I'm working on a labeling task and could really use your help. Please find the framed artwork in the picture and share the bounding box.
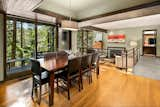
[107,34,125,43]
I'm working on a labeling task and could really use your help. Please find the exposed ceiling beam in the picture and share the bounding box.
[82,26,107,33]
[34,1,160,24]
[79,4,160,27]
[0,0,5,13]
[34,8,78,24]
[80,0,160,21]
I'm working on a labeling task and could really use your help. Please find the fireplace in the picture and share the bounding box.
[107,47,126,58]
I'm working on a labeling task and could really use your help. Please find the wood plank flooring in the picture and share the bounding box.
[0,63,160,107]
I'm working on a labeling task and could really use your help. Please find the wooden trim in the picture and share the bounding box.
[80,1,160,21]
[69,31,72,50]
[3,13,6,81]
[35,15,38,59]
[6,71,31,81]
[82,26,107,33]
[11,18,16,66]
[86,31,88,49]
[0,10,5,14]
[82,30,84,53]
[34,8,66,19]
[34,8,79,24]
[20,22,23,59]
[7,14,56,26]
[7,14,35,23]
[142,29,157,56]
[56,23,59,51]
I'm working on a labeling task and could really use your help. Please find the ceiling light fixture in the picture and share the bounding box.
[61,0,78,31]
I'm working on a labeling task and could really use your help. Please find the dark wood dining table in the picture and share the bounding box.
[37,51,69,106]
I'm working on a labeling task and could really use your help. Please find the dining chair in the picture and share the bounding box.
[57,57,82,100]
[81,54,92,89]
[44,51,68,93]
[91,53,100,78]
[30,58,50,105]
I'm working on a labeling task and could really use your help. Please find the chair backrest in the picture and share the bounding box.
[91,53,99,65]
[68,57,81,76]
[56,51,68,69]
[81,54,92,69]
[87,48,96,54]
[44,52,57,61]
[30,59,41,76]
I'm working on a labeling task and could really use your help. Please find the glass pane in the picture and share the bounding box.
[37,24,54,53]
[6,20,14,60]
[16,21,22,67]
[77,31,82,50]
[22,22,35,60]
[88,31,94,48]
[54,27,57,51]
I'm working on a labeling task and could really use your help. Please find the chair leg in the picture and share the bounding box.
[80,71,83,90]
[87,72,91,84]
[31,80,34,101]
[96,66,99,79]
[78,76,81,92]
[90,71,93,83]
[81,75,83,90]
[67,79,70,100]
[48,83,51,105]
[38,85,41,105]
[56,78,59,93]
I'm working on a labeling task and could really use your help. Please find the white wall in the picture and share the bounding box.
[0,14,4,81]
[104,25,160,56]
[71,31,77,52]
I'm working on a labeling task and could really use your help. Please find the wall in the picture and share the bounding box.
[58,29,78,52]
[104,25,160,56]
[71,31,77,52]
[0,14,4,81]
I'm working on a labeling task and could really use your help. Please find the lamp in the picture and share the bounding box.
[129,40,137,47]
[61,20,78,31]
[61,0,78,31]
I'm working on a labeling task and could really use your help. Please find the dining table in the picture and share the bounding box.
[37,51,80,106]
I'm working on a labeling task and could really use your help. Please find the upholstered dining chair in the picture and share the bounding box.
[91,53,100,78]
[30,58,50,105]
[81,54,92,89]
[57,57,82,100]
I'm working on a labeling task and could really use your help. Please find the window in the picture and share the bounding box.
[77,30,83,50]
[77,30,94,53]
[22,22,35,59]
[6,20,14,60]
[6,17,56,77]
[37,24,54,53]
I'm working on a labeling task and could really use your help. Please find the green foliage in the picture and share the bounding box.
[6,19,55,68]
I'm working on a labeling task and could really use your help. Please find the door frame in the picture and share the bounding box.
[142,29,157,56]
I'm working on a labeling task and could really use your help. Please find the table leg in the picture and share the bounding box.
[49,73,54,106]
[96,66,99,78]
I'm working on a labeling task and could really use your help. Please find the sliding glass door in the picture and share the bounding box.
[6,17,56,79]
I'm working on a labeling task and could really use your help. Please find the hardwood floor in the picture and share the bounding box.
[1,63,160,107]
